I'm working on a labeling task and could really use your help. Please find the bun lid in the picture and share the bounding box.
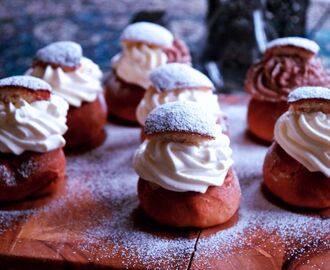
[33,41,82,70]
[265,37,319,59]
[120,22,174,48]
[149,63,214,92]
[0,75,51,103]
[144,101,217,144]
[288,86,330,113]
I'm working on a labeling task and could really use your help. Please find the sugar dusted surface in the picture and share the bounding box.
[266,37,320,54]
[288,86,330,102]
[0,165,16,186]
[121,22,174,48]
[0,76,51,91]
[144,101,216,137]
[0,95,329,268]
[150,63,214,92]
[193,101,330,267]
[34,41,82,68]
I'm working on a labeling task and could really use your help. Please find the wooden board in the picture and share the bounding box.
[0,94,329,270]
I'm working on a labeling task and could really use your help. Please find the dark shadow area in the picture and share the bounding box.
[130,206,200,239]
[245,130,272,147]
[65,130,107,156]
[261,184,325,216]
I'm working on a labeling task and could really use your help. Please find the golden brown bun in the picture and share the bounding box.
[247,98,288,143]
[65,95,107,150]
[143,101,217,145]
[0,76,51,104]
[0,87,50,104]
[140,114,228,143]
[105,71,145,124]
[290,99,330,114]
[138,168,241,228]
[263,142,330,208]
[265,45,316,59]
[33,61,79,73]
[146,131,214,146]
[0,148,66,202]
[140,128,146,142]
[32,41,82,72]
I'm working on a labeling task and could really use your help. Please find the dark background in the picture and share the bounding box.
[1,0,329,91]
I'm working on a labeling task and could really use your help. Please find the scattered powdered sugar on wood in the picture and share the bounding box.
[121,22,174,49]
[150,63,214,92]
[0,97,328,268]
[266,37,320,55]
[0,75,51,91]
[192,102,330,268]
[144,101,216,138]
[288,86,330,102]
[64,125,195,269]
[224,103,267,179]
[34,41,82,68]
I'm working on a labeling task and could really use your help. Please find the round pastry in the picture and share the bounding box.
[136,63,227,140]
[245,37,330,143]
[263,86,330,208]
[133,101,241,228]
[0,76,68,201]
[105,22,192,124]
[27,41,107,150]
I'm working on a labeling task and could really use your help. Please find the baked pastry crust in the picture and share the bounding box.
[0,76,51,104]
[0,148,66,202]
[105,38,192,124]
[105,71,145,124]
[245,38,329,143]
[263,142,330,208]
[65,95,107,149]
[138,168,241,228]
[247,98,288,143]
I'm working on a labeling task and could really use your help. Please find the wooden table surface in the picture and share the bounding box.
[0,94,329,270]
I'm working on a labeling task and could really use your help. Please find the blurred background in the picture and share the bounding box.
[1,0,330,92]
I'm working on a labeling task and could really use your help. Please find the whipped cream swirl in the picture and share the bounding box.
[27,57,103,107]
[133,130,233,193]
[113,43,168,89]
[275,110,330,177]
[136,88,222,126]
[245,56,329,102]
[0,96,68,155]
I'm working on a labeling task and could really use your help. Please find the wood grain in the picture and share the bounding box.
[0,94,328,270]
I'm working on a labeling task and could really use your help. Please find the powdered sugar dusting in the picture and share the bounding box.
[144,101,216,137]
[150,63,214,92]
[0,96,328,268]
[288,86,330,102]
[0,75,51,91]
[17,159,38,179]
[192,101,330,268]
[121,22,174,48]
[34,41,82,68]
[266,37,320,55]
[63,125,195,269]
[0,165,16,186]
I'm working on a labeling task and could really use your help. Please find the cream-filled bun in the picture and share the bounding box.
[27,41,103,108]
[0,76,68,201]
[274,86,330,177]
[136,63,222,127]
[0,76,68,155]
[263,86,330,208]
[133,101,240,227]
